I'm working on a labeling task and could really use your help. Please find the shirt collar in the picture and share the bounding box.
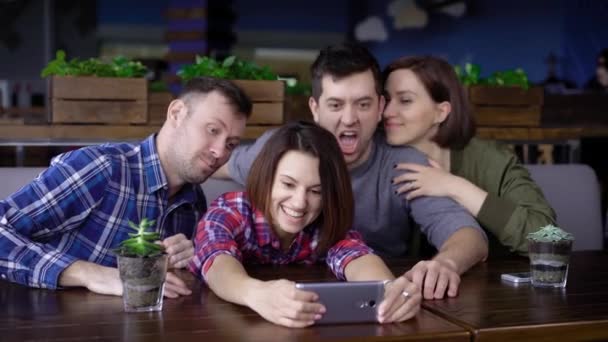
[140,134,204,207]
[141,134,168,194]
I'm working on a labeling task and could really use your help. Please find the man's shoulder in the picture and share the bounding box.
[50,142,140,175]
[372,134,428,164]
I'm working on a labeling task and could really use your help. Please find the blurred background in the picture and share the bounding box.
[0,0,606,94]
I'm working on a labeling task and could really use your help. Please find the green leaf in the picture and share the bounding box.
[119,218,163,257]
[222,55,236,68]
[40,50,147,78]
[177,55,278,82]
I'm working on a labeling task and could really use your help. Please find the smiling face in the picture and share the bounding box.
[269,150,323,244]
[169,91,247,185]
[309,70,384,169]
[383,68,450,147]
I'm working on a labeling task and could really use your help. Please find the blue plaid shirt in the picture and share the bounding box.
[0,135,206,289]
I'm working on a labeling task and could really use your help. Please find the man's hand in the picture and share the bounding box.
[377,276,421,323]
[161,233,194,269]
[404,259,460,300]
[245,279,326,328]
[163,272,192,298]
[60,261,122,296]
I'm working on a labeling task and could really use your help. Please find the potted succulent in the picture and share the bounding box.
[41,50,149,124]
[527,225,575,288]
[177,55,285,132]
[115,218,168,312]
[455,63,543,127]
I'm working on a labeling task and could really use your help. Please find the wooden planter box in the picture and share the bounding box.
[469,86,543,127]
[233,80,285,126]
[50,76,148,124]
[147,79,284,134]
[148,92,174,124]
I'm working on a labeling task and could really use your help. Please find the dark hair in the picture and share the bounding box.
[179,77,252,118]
[246,121,354,254]
[310,43,383,100]
[383,56,476,149]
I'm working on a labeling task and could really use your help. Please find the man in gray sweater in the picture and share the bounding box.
[214,44,488,300]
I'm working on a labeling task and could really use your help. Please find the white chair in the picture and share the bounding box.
[200,178,244,205]
[526,164,603,251]
[0,167,47,199]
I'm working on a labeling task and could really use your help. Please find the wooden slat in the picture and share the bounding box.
[148,92,174,105]
[165,7,206,19]
[165,31,207,41]
[233,80,285,102]
[469,86,543,106]
[52,100,147,124]
[164,52,199,63]
[148,105,166,124]
[473,105,541,127]
[249,102,284,124]
[0,124,279,141]
[51,76,147,100]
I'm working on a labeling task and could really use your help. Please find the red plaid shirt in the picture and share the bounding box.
[189,192,374,282]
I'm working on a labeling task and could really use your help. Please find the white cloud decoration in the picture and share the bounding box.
[354,16,389,42]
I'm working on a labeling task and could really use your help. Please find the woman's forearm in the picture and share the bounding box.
[205,254,263,306]
[447,176,488,217]
[344,254,395,281]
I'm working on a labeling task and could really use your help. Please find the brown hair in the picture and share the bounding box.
[383,56,475,149]
[246,121,354,254]
[310,43,383,101]
[179,76,253,118]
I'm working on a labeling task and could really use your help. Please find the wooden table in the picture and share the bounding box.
[2,253,607,341]
[422,251,608,341]
[1,263,468,342]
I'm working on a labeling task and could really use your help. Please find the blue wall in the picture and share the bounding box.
[95,0,606,86]
[368,0,564,83]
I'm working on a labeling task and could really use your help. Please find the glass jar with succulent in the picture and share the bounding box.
[527,225,575,288]
[115,218,168,312]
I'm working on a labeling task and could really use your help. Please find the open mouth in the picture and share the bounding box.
[281,205,304,219]
[338,131,358,155]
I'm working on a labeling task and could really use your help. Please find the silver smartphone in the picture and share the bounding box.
[501,272,531,283]
[295,280,385,324]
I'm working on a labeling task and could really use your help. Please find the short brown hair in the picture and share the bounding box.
[383,56,475,149]
[310,43,383,101]
[179,76,253,118]
[246,121,354,254]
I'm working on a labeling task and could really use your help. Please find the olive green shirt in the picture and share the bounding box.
[451,138,557,255]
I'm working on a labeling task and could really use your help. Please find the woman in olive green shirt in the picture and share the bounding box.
[382,56,556,255]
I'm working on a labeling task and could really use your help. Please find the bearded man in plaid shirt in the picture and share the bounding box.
[0,77,251,298]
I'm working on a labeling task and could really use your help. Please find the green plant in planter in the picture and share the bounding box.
[41,50,147,78]
[455,63,530,89]
[177,55,278,81]
[116,218,168,312]
[116,218,164,257]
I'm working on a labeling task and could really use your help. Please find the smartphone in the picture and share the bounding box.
[501,272,531,283]
[295,280,385,324]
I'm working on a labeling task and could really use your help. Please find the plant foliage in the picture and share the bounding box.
[177,55,278,82]
[455,63,530,89]
[41,50,147,78]
[116,218,164,257]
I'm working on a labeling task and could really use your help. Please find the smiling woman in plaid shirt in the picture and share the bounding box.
[189,121,421,328]
[0,77,252,298]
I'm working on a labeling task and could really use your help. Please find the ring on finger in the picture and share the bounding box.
[401,291,410,299]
